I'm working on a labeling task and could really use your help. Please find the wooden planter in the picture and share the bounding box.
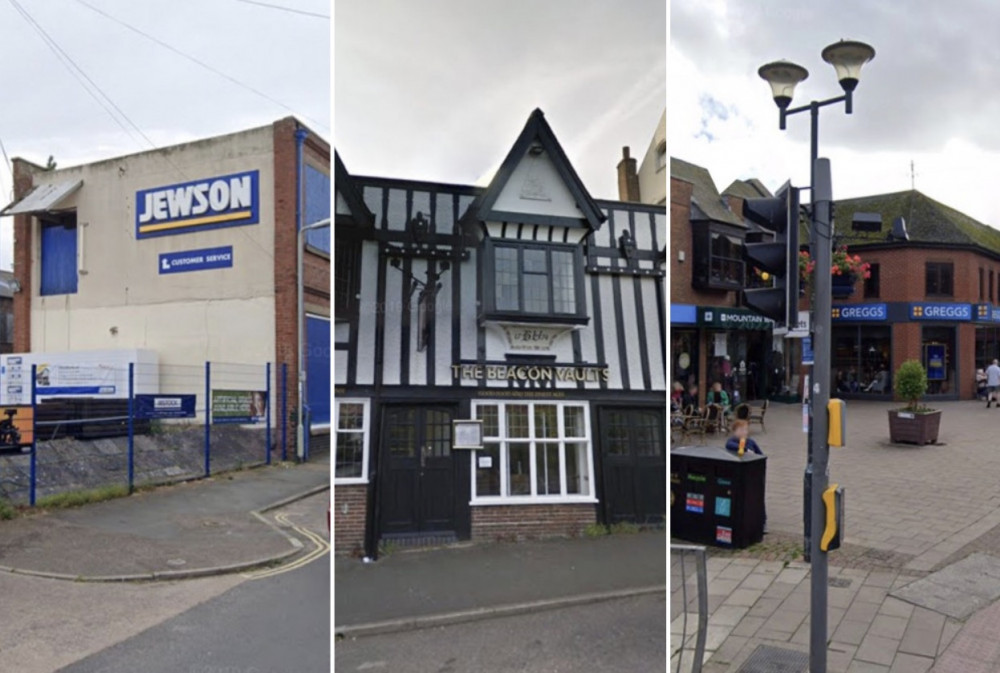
[888,409,941,445]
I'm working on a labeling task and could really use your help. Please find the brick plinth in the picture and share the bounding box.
[333,484,367,555]
[471,504,597,543]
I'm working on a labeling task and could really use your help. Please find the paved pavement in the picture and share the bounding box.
[671,399,1000,671]
[335,530,666,635]
[0,455,329,580]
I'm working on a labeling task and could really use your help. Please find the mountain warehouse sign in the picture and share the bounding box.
[451,363,610,383]
[136,170,260,239]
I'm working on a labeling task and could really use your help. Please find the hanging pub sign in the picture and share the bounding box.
[136,170,260,239]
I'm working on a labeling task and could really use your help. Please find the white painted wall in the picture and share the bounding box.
[26,125,278,368]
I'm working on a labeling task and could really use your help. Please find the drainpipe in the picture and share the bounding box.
[295,127,307,461]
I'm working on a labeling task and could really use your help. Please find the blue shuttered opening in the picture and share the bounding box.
[40,217,78,296]
[306,314,331,426]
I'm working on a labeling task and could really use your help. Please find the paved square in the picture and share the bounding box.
[672,399,1000,672]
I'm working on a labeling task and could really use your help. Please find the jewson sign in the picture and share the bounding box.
[136,170,259,239]
[831,304,887,321]
[909,303,972,321]
[159,246,233,275]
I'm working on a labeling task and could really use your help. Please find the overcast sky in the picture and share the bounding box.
[0,0,330,270]
[334,0,666,200]
[670,0,1000,228]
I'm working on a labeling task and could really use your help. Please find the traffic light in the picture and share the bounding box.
[742,182,800,326]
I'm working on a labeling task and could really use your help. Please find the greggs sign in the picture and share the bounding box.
[136,170,259,239]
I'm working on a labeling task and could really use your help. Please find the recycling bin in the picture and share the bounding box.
[670,444,766,549]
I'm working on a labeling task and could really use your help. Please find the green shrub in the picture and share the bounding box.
[894,359,928,411]
[0,499,16,520]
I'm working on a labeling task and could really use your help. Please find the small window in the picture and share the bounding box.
[691,224,745,291]
[991,269,995,303]
[485,241,582,320]
[334,235,360,319]
[40,213,78,296]
[334,399,369,483]
[925,262,954,297]
[980,268,985,301]
[864,263,881,299]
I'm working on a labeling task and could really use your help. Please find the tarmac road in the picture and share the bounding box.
[54,491,330,673]
[335,593,667,673]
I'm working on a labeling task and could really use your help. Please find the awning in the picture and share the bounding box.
[0,179,83,216]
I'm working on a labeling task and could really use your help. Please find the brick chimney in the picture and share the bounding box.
[617,146,640,202]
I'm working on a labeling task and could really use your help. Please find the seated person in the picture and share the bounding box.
[705,381,730,410]
[682,384,699,411]
[671,381,684,412]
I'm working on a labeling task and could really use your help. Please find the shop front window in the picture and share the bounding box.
[922,326,956,396]
[831,326,892,395]
[671,331,698,389]
[471,401,594,503]
[706,330,769,403]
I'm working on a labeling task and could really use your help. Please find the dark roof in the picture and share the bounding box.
[461,108,606,230]
[334,151,375,229]
[671,157,744,227]
[831,190,1000,254]
[722,178,772,200]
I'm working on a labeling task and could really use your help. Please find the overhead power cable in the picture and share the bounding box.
[6,0,154,151]
[74,0,329,132]
[234,0,330,19]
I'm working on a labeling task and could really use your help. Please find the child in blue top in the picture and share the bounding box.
[725,419,763,455]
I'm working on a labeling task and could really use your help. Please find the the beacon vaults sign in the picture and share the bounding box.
[136,170,259,239]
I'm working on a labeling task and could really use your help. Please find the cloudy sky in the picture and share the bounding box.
[671,0,1000,228]
[334,0,666,200]
[0,0,330,270]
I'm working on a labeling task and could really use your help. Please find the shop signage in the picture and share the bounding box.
[831,303,887,321]
[698,307,773,331]
[134,394,197,419]
[450,363,609,383]
[802,337,814,366]
[211,389,267,424]
[136,170,259,239]
[925,344,946,381]
[973,304,1000,322]
[159,246,233,275]
[909,303,971,321]
[497,324,574,351]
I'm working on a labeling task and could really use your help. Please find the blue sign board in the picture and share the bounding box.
[910,303,972,321]
[134,394,197,419]
[832,303,887,321]
[159,246,234,275]
[136,170,259,239]
[670,304,697,325]
[802,337,814,366]
[925,344,946,381]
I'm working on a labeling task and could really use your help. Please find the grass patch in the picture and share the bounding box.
[0,499,16,520]
[35,484,131,510]
[583,523,609,538]
[608,521,642,535]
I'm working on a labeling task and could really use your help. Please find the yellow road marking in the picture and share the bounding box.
[243,512,330,580]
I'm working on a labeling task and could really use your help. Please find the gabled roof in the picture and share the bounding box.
[832,189,1000,254]
[723,178,772,200]
[461,108,606,230]
[334,151,374,229]
[671,157,744,228]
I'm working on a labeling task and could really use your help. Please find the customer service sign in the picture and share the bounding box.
[136,170,259,239]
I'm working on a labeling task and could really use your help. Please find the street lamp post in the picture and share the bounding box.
[759,39,875,673]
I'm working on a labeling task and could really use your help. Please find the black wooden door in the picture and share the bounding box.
[600,407,666,524]
[379,406,456,535]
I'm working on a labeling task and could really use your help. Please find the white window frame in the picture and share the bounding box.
[469,400,597,506]
[333,398,370,485]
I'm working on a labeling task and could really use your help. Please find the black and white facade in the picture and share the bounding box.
[333,110,666,556]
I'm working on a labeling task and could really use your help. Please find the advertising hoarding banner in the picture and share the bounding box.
[211,390,267,424]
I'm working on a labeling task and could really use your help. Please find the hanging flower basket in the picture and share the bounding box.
[798,247,871,297]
